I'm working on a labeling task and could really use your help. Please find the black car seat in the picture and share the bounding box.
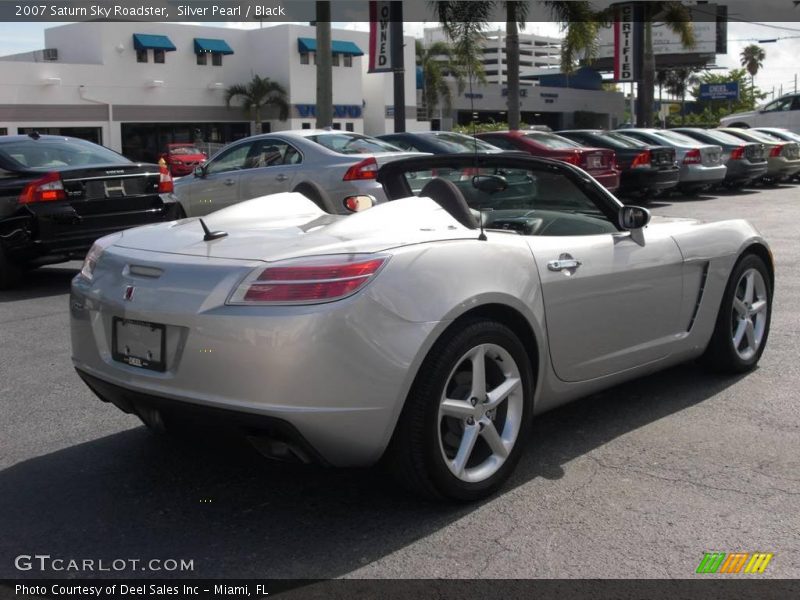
[419,178,478,229]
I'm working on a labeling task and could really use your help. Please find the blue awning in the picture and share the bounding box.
[194,38,234,55]
[297,37,364,56]
[133,34,176,52]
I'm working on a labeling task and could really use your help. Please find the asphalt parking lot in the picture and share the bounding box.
[1,184,798,581]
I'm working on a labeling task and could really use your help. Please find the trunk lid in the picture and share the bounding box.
[112,193,474,262]
[578,148,615,173]
[699,145,723,166]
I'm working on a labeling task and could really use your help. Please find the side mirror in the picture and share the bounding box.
[193,165,206,178]
[472,174,508,194]
[619,205,651,230]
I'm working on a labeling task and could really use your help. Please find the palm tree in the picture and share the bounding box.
[740,44,766,106]
[435,2,603,130]
[663,67,700,124]
[560,1,695,127]
[225,75,289,134]
[416,40,468,120]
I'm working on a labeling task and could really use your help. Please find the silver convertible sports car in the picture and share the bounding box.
[71,154,774,501]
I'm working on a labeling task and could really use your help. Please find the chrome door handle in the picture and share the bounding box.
[223,178,235,186]
[275,174,288,182]
[547,257,582,272]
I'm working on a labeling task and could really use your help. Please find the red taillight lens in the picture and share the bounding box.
[229,255,389,305]
[683,149,702,164]
[769,144,784,158]
[561,153,581,166]
[631,150,651,168]
[158,164,174,193]
[343,157,378,181]
[18,172,66,204]
[730,146,746,160]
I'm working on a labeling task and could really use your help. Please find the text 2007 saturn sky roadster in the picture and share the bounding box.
[70,154,773,500]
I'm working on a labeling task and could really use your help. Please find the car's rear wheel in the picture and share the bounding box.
[0,245,22,290]
[386,319,534,501]
[703,254,772,373]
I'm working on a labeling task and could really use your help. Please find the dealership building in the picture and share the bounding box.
[0,22,626,160]
[0,22,425,161]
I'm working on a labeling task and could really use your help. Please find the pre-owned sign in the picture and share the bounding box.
[368,1,394,73]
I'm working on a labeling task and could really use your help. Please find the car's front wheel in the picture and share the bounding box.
[703,253,772,373]
[387,319,534,501]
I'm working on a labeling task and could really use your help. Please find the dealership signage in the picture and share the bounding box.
[613,2,644,81]
[368,1,394,73]
[296,104,362,118]
[699,82,739,100]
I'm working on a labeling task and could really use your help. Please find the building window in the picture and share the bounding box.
[301,122,311,129]
[332,53,340,67]
[212,53,223,66]
[345,122,354,132]
[136,49,148,63]
[154,49,165,64]
[197,53,207,65]
[332,122,341,130]
[343,54,353,68]
[313,52,318,65]
[300,53,309,65]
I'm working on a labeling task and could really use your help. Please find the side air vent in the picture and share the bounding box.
[687,262,710,332]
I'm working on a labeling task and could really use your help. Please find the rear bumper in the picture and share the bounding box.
[766,156,800,178]
[591,170,621,191]
[725,160,768,182]
[1,198,181,265]
[76,368,328,465]
[679,164,727,185]
[620,167,680,192]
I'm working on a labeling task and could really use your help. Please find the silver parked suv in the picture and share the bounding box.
[174,130,422,216]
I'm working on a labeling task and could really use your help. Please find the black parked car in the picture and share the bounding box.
[557,129,679,199]
[672,128,768,187]
[377,131,505,154]
[0,134,182,288]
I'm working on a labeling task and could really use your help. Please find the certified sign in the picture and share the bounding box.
[613,3,643,82]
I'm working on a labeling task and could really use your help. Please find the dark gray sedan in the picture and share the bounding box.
[672,128,768,187]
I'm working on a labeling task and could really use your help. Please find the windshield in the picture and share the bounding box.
[692,130,753,146]
[0,138,131,169]
[308,133,402,154]
[426,133,501,153]
[603,132,649,148]
[524,132,582,149]
[652,130,704,146]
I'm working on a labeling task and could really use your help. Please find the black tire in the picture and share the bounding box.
[703,254,772,374]
[0,245,23,290]
[385,319,535,502]
[293,182,338,214]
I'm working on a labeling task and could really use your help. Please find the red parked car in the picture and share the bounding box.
[159,144,207,177]
[475,130,620,191]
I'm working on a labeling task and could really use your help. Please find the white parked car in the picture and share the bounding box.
[720,94,800,132]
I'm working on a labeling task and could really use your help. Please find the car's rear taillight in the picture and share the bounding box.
[228,254,389,305]
[631,150,651,168]
[343,157,378,181]
[730,146,746,160]
[769,144,785,158]
[158,164,174,193]
[683,149,702,164]
[18,172,66,204]
[78,232,122,282]
[561,153,581,166]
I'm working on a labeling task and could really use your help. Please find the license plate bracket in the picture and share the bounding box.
[111,317,166,372]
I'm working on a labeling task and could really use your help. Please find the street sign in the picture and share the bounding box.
[699,82,739,101]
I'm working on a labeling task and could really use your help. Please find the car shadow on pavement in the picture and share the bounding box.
[0,363,745,580]
[0,264,79,303]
